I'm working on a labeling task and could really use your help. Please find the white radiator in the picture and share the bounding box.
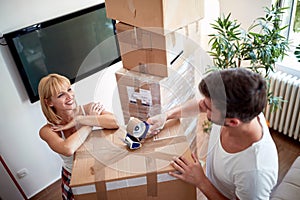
[264,71,300,141]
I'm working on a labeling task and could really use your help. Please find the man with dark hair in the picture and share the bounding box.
[147,68,278,199]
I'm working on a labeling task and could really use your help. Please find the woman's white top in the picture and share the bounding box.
[50,105,86,173]
[59,133,74,173]
[206,113,278,200]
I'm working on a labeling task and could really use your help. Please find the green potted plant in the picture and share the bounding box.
[203,1,289,132]
[207,2,289,112]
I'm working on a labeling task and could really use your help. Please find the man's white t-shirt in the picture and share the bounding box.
[206,113,278,199]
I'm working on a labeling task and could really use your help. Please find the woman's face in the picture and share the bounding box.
[48,84,76,111]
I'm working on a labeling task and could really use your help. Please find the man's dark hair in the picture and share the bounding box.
[199,68,267,122]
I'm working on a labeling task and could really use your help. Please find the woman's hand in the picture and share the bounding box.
[51,119,76,132]
[88,102,105,115]
[169,152,206,188]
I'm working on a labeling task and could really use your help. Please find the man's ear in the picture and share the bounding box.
[225,118,241,127]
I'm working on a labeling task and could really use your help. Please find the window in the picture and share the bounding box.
[289,0,300,46]
[277,0,300,77]
[282,0,300,48]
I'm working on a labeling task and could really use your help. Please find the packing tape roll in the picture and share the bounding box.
[124,133,142,150]
[126,117,149,139]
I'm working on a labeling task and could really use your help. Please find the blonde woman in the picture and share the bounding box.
[38,73,118,200]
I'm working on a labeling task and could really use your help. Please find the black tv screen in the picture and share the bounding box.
[4,3,120,103]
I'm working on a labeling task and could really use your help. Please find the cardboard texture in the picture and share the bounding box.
[105,0,204,34]
[116,22,185,77]
[70,119,197,200]
[115,55,195,124]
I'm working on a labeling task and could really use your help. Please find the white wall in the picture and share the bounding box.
[0,158,24,200]
[219,0,272,30]
[193,0,272,52]
[0,0,270,199]
[0,0,109,199]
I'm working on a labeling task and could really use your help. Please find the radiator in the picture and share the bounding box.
[264,71,300,141]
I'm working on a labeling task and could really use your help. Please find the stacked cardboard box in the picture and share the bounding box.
[70,119,198,200]
[115,55,195,123]
[69,2,205,199]
[105,0,204,35]
[105,0,204,123]
[115,22,185,77]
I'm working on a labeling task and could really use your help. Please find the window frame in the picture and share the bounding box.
[276,0,300,77]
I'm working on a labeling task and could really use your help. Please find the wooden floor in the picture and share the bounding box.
[29,179,61,200]
[271,130,300,184]
[29,129,300,200]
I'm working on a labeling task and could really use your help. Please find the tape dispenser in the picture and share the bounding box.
[124,117,150,150]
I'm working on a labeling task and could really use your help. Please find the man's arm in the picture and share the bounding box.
[147,98,206,134]
[166,98,206,120]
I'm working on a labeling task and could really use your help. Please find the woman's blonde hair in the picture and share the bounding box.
[38,73,71,124]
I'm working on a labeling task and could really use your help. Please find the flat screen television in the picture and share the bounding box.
[4,3,120,103]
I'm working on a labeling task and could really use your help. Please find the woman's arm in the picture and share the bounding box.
[52,103,119,131]
[80,102,119,129]
[39,124,93,157]
[75,111,119,129]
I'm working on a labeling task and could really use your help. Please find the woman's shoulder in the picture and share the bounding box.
[40,123,52,130]
[39,123,59,139]
[39,123,52,134]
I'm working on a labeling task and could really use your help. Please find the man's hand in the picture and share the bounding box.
[169,153,206,188]
[146,113,167,136]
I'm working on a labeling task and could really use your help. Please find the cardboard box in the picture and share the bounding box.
[116,22,185,77]
[70,119,197,200]
[105,0,204,34]
[115,55,195,124]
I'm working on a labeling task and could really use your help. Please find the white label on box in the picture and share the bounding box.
[126,86,152,106]
[106,179,129,191]
[127,86,137,103]
[106,176,147,191]
[139,89,152,106]
[105,173,177,191]
[127,176,147,187]
[72,184,96,195]
[157,173,177,182]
